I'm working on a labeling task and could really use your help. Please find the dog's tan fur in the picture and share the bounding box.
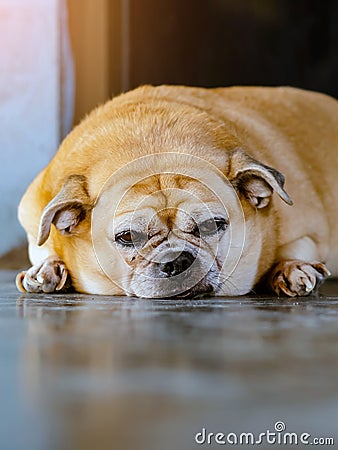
[17,85,338,297]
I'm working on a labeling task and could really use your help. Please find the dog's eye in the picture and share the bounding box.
[194,218,228,237]
[115,230,147,246]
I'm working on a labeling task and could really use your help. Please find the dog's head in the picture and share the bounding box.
[101,171,234,298]
[38,150,292,298]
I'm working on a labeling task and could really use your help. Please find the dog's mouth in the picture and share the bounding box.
[127,254,219,299]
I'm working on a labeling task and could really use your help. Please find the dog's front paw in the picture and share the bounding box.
[270,260,330,297]
[16,257,69,293]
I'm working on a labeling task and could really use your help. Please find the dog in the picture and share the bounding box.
[16,85,338,298]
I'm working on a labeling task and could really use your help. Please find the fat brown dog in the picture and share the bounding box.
[16,85,338,297]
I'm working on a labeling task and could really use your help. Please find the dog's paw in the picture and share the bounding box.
[16,257,69,293]
[270,260,330,297]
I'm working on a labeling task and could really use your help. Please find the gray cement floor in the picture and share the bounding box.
[1,270,338,450]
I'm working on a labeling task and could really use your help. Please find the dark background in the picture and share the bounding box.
[128,0,338,97]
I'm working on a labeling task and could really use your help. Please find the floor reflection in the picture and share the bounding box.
[1,272,338,450]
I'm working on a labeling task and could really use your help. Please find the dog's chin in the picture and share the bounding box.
[127,278,215,299]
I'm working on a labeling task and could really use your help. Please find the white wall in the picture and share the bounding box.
[0,0,73,257]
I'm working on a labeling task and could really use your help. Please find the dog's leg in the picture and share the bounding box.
[268,236,331,297]
[16,256,70,293]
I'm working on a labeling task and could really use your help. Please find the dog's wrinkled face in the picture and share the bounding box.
[113,174,231,298]
[92,164,247,298]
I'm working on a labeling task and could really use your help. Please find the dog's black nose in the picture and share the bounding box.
[159,251,195,277]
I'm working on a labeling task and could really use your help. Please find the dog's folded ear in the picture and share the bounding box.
[229,149,293,208]
[37,174,91,246]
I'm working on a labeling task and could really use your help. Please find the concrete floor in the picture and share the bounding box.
[1,270,338,450]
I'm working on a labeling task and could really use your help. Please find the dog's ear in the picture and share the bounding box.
[37,175,91,246]
[229,149,293,208]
